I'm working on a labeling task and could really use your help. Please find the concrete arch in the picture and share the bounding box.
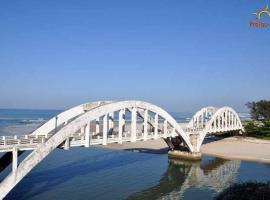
[0,101,114,176]
[196,106,243,151]
[187,106,217,128]
[32,101,113,136]
[0,100,194,199]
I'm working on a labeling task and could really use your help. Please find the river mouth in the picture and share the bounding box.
[2,147,270,200]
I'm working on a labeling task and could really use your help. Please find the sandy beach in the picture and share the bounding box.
[101,136,270,164]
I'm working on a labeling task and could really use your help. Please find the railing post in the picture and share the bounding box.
[103,114,108,145]
[3,136,7,146]
[143,110,148,141]
[131,107,137,142]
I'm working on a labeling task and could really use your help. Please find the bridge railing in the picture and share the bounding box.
[0,134,51,147]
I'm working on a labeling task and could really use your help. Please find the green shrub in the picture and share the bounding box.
[244,120,270,137]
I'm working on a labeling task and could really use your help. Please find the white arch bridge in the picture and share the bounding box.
[0,100,243,199]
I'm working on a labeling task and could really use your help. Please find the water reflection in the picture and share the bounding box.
[127,157,240,199]
[4,148,244,200]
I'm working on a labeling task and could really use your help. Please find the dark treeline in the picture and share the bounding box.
[246,100,270,120]
[245,100,270,138]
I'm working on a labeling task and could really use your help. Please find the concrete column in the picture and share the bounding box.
[85,121,90,147]
[190,134,200,152]
[202,113,204,127]
[12,147,18,173]
[103,114,108,145]
[122,109,126,133]
[131,107,137,142]
[163,120,168,138]
[109,112,114,133]
[231,113,233,127]
[218,116,220,130]
[154,114,158,139]
[80,126,85,136]
[228,112,231,127]
[96,118,100,135]
[64,138,70,150]
[225,111,228,129]
[118,109,124,144]
[143,110,148,141]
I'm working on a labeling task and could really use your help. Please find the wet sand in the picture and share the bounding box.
[103,136,270,164]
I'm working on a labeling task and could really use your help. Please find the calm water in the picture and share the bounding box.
[0,109,262,200]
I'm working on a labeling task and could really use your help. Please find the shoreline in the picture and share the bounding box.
[100,136,270,164]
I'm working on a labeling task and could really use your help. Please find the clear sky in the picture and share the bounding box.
[0,0,269,112]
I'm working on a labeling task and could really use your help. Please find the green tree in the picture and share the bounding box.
[246,100,270,120]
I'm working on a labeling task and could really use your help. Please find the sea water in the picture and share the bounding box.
[1,109,266,200]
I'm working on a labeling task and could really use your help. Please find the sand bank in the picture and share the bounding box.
[102,136,270,164]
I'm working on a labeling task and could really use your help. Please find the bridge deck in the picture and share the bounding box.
[0,125,242,153]
[0,131,171,153]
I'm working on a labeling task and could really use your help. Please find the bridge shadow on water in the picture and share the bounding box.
[122,147,169,154]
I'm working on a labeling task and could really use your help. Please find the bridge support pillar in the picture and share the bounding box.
[96,118,100,135]
[143,110,148,141]
[168,150,201,160]
[109,112,114,133]
[131,107,137,142]
[189,133,200,152]
[154,114,158,139]
[12,147,18,173]
[165,134,202,160]
[85,121,90,147]
[64,138,70,150]
[103,114,108,145]
[163,120,167,138]
[118,109,124,144]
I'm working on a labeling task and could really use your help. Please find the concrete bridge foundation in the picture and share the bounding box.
[165,133,202,160]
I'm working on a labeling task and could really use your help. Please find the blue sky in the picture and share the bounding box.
[0,0,269,112]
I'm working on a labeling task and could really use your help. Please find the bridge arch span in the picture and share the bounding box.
[0,100,194,199]
[31,101,113,137]
[187,106,217,129]
[196,106,244,151]
[0,101,245,199]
